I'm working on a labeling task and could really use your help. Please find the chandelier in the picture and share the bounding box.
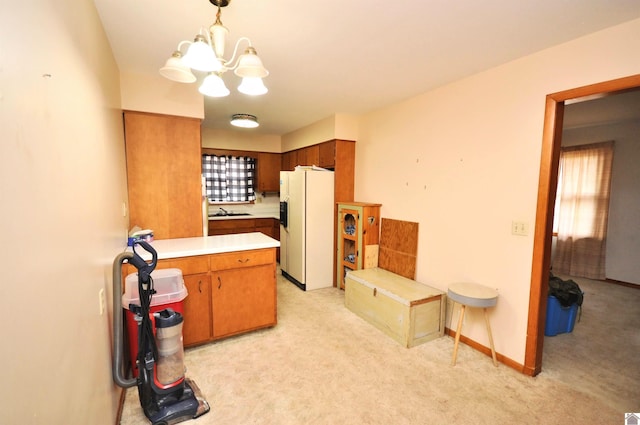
[159,0,269,98]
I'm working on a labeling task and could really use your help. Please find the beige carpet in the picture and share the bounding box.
[120,271,638,424]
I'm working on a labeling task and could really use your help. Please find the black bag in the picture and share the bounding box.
[549,272,584,308]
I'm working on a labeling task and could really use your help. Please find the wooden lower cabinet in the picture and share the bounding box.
[211,264,276,338]
[182,273,212,346]
[209,219,256,236]
[127,248,277,347]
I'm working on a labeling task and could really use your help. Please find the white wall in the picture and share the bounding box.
[354,18,640,364]
[281,114,359,151]
[562,121,640,285]
[120,71,204,119]
[202,127,281,152]
[0,1,127,423]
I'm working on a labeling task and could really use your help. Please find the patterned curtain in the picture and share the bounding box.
[552,141,614,279]
[202,154,227,202]
[202,154,256,202]
[226,156,256,202]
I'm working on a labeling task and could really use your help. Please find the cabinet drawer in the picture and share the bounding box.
[210,218,256,230]
[210,249,275,271]
[157,255,209,275]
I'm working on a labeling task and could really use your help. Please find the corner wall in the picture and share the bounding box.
[282,114,359,152]
[354,18,640,364]
[0,1,128,423]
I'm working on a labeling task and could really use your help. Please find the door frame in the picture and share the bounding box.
[524,73,640,376]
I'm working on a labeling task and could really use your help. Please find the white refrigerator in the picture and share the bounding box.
[279,167,335,291]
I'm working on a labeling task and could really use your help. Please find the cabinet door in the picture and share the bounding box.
[255,218,274,238]
[318,141,335,168]
[124,111,203,239]
[211,264,277,338]
[208,218,256,236]
[301,145,320,167]
[182,273,212,346]
[273,220,280,262]
[334,140,355,203]
[257,152,281,192]
[281,150,298,171]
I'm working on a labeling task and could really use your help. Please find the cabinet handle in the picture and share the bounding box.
[238,258,250,264]
[373,287,377,297]
[218,276,222,289]
[198,280,202,293]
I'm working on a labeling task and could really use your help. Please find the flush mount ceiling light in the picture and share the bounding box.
[230,114,259,128]
[159,0,269,97]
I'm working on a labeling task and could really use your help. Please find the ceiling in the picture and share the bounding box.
[93,0,640,136]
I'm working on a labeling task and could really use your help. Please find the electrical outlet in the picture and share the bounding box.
[511,221,529,236]
[99,288,106,315]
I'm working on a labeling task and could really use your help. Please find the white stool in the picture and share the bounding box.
[448,282,498,367]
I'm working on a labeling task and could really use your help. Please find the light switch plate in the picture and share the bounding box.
[512,221,529,236]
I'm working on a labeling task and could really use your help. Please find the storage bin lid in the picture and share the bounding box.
[346,268,443,305]
[122,268,187,309]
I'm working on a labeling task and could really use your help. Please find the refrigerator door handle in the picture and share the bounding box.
[280,199,289,228]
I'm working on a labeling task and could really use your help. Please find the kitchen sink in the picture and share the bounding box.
[210,212,252,217]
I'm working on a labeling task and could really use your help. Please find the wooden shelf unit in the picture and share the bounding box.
[336,202,381,289]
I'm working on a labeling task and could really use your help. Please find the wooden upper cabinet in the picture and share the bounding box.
[257,152,281,192]
[281,150,298,171]
[334,139,355,202]
[301,145,320,167]
[124,111,203,240]
[318,141,336,168]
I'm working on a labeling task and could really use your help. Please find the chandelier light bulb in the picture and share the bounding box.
[238,77,268,96]
[234,47,269,78]
[182,35,222,72]
[159,51,197,83]
[199,73,230,97]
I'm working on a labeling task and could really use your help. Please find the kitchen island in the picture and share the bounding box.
[125,233,280,347]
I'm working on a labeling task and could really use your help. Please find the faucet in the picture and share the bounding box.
[219,207,228,215]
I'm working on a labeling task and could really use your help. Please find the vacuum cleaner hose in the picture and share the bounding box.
[112,251,137,388]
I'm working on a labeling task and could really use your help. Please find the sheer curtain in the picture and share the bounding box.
[552,141,614,279]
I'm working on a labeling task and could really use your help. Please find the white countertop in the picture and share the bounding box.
[129,232,280,260]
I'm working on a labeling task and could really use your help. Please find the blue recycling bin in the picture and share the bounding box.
[544,295,579,336]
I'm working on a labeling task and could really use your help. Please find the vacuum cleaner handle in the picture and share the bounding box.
[112,251,137,388]
[130,240,158,283]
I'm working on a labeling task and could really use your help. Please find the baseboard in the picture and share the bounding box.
[115,387,126,425]
[605,278,640,289]
[445,327,525,374]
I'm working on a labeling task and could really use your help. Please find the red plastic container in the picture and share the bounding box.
[122,268,188,377]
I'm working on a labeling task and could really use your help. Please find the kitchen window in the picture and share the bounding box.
[202,154,256,203]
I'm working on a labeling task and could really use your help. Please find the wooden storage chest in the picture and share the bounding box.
[345,268,445,348]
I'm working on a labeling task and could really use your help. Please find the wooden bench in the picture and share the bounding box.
[344,218,446,347]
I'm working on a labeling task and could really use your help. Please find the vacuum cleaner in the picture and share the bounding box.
[112,240,210,425]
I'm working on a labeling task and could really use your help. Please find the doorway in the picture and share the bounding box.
[523,74,640,376]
